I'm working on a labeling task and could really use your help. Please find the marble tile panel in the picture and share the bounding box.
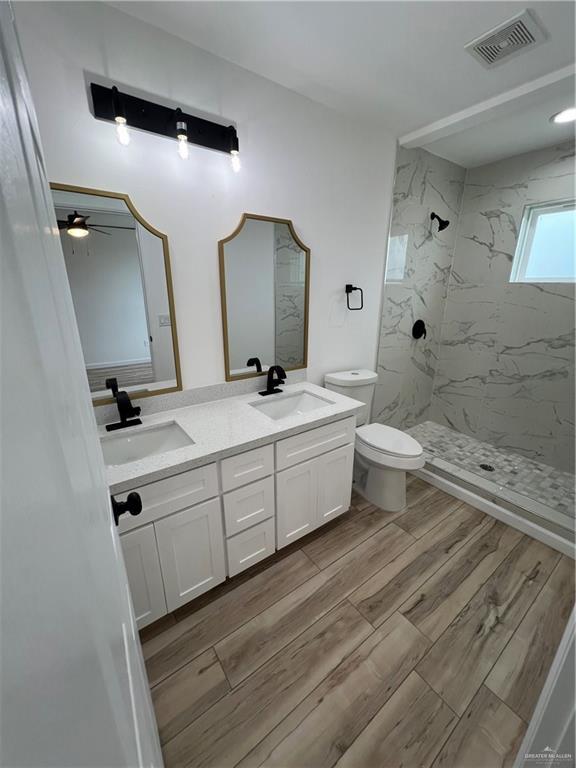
[376,146,465,428]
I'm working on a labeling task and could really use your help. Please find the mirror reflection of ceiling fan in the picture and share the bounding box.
[56,211,135,239]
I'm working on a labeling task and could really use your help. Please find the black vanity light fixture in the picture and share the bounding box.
[91,83,240,168]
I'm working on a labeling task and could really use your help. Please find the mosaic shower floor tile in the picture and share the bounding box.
[407,420,575,520]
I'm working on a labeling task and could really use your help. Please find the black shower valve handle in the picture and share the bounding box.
[412,319,427,340]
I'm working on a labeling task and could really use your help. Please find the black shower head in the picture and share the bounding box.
[431,212,450,231]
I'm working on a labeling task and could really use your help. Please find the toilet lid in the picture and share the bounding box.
[356,423,423,458]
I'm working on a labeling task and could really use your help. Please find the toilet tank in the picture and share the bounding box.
[324,369,378,426]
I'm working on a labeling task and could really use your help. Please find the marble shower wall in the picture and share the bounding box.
[373,147,465,428]
[429,141,575,473]
[274,222,306,369]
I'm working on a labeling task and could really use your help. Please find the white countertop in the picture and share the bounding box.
[102,382,363,494]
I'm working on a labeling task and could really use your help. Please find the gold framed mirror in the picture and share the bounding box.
[50,183,182,405]
[219,214,310,381]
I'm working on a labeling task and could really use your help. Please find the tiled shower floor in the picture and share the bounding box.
[407,421,575,527]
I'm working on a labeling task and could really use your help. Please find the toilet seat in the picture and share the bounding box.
[355,423,425,470]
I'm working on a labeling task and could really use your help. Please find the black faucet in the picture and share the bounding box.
[105,377,142,432]
[247,357,263,373]
[259,365,286,396]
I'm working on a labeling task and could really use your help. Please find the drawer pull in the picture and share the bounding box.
[286,522,311,539]
[290,433,344,458]
[235,462,265,478]
[237,507,265,524]
[239,547,267,565]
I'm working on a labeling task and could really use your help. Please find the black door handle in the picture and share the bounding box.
[111,492,142,526]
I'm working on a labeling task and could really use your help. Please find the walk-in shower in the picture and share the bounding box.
[376,120,575,547]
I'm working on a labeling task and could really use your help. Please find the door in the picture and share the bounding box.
[276,458,318,548]
[317,444,354,524]
[155,498,226,611]
[0,6,162,766]
[120,525,167,629]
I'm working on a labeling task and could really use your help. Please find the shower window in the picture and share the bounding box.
[510,199,575,283]
[385,234,408,282]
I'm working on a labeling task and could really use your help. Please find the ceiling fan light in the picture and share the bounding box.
[67,225,89,238]
[66,211,90,238]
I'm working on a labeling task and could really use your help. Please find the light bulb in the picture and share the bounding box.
[115,116,130,146]
[68,226,89,239]
[177,134,189,160]
[551,107,576,124]
[230,150,241,173]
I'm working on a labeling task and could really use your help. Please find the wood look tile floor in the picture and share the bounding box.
[140,477,575,768]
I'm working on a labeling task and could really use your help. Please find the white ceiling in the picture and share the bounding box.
[110,1,575,136]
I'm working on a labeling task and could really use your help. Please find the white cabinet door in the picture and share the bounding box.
[120,525,167,629]
[317,444,354,525]
[276,458,318,548]
[155,498,226,611]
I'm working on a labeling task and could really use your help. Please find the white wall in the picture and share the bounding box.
[15,1,396,388]
[224,219,275,372]
[60,225,150,367]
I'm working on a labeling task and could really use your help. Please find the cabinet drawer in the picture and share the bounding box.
[226,518,276,577]
[276,417,355,470]
[221,445,274,492]
[155,497,226,612]
[116,463,218,533]
[223,476,274,537]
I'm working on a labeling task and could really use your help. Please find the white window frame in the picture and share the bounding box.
[510,198,575,283]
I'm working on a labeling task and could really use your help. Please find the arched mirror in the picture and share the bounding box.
[219,214,310,381]
[50,183,182,404]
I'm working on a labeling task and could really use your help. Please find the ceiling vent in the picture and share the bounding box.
[465,10,547,68]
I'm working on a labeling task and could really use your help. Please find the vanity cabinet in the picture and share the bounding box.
[276,443,354,548]
[155,498,226,612]
[120,524,167,629]
[115,415,355,628]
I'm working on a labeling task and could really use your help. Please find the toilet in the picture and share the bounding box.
[324,370,425,512]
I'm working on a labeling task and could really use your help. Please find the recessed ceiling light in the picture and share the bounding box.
[550,108,576,124]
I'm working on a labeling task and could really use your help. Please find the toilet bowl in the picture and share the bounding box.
[324,369,425,512]
[354,423,425,511]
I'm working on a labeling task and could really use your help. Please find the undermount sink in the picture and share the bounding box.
[100,421,194,466]
[249,391,334,421]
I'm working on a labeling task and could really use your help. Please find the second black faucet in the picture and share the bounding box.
[259,365,286,396]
